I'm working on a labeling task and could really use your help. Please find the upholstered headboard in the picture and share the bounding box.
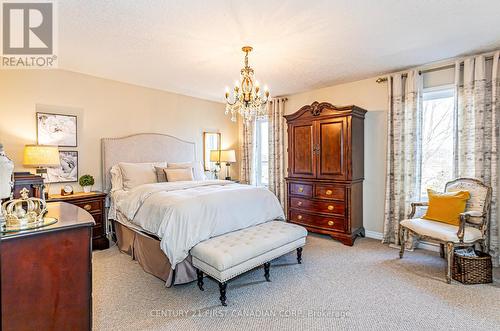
[101,133,196,193]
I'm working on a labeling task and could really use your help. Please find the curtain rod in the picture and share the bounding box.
[375,53,498,83]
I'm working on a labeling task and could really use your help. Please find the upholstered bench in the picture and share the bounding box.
[190,221,307,306]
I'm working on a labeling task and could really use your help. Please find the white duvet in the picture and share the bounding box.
[116,180,285,268]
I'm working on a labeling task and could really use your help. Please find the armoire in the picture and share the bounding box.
[284,101,366,246]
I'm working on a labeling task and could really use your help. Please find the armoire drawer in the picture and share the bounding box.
[289,209,345,231]
[289,197,345,216]
[314,185,345,201]
[289,183,313,197]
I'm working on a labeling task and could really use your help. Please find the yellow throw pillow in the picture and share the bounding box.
[422,189,470,226]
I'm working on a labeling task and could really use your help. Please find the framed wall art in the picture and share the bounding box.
[46,151,78,183]
[37,112,78,147]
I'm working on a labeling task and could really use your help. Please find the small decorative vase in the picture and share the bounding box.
[83,186,91,193]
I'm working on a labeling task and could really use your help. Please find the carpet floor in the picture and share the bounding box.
[93,235,500,331]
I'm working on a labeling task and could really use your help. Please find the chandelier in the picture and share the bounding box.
[224,46,270,122]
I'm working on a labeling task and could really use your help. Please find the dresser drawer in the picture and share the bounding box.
[92,223,105,238]
[290,197,345,216]
[314,185,345,201]
[89,212,103,226]
[289,209,345,231]
[289,183,313,197]
[74,200,102,213]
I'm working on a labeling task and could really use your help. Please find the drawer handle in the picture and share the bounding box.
[297,215,303,220]
[325,189,333,195]
[328,221,334,226]
[298,187,304,193]
[83,204,92,211]
[297,201,303,206]
[327,205,334,211]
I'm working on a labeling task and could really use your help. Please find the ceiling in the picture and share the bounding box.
[59,0,500,102]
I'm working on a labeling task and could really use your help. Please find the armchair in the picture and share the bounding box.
[399,178,492,283]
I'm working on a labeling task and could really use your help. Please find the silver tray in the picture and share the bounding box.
[1,217,58,233]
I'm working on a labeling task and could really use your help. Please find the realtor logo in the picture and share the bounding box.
[1,0,57,68]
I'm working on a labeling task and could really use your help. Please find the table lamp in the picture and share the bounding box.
[219,150,236,180]
[23,145,59,198]
[210,150,221,179]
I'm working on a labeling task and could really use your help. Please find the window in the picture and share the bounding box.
[420,86,455,198]
[255,118,269,186]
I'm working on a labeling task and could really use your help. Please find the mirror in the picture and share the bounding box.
[203,132,221,171]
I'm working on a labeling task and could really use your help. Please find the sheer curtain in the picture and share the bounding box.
[455,52,499,265]
[267,98,286,207]
[239,120,255,185]
[383,70,422,246]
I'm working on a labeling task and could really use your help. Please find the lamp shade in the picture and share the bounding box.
[220,150,236,163]
[210,150,221,162]
[23,145,59,168]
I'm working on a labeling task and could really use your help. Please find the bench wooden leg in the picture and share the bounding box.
[264,262,271,282]
[196,269,204,291]
[297,247,303,264]
[218,282,227,306]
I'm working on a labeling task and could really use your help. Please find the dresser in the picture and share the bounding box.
[1,202,94,331]
[285,101,366,246]
[48,191,109,250]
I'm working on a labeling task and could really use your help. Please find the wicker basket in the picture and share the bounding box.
[452,248,493,284]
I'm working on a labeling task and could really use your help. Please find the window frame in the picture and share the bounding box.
[419,84,456,199]
[254,117,269,187]
[422,84,454,101]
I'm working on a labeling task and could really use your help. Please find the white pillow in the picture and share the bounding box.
[118,162,160,190]
[110,165,124,191]
[168,161,206,181]
[163,168,194,182]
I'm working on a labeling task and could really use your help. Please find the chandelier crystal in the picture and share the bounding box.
[224,46,270,122]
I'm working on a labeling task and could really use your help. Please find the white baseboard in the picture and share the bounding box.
[365,230,383,240]
[364,230,440,252]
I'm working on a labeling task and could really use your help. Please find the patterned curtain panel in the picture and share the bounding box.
[455,52,499,265]
[383,70,422,245]
[239,120,255,185]
[267,98,286,207]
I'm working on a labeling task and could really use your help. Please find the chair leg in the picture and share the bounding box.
[479,241,486,253]
[196,269,204,291]
[446,242,454,284]
[264,262,271,282]
[399,226,405,259]
[297,247,303,264]
[218,282,227,306]
[439,244,445,258]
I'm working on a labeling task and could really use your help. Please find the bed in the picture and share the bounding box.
[101,133,285,286]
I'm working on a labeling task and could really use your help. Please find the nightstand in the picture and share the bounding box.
[47,191,109,250]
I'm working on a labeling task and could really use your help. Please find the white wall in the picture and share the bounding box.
[0,70,238,195]
[285,77,388,233]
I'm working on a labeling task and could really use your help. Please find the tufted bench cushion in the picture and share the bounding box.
[191,221,307,283]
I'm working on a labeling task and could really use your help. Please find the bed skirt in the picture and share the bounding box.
[113,219,197,287]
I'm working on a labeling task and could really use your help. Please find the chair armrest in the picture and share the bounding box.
[461,211,483,218]
[409,202,428,218]
[457,211,485,243]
